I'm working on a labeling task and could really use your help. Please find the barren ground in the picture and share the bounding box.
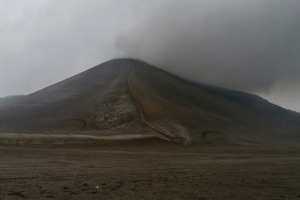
[0,138,300,200]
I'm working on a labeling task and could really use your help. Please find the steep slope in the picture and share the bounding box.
[0,59,141,132]
[129,61,300,144]
[0,58,299,145]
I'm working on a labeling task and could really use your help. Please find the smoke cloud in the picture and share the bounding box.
[116,0,300,93]
[0,0,299,111]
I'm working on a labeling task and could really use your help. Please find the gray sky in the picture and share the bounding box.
[1,0,300,111]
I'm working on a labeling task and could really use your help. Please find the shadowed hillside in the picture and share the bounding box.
[0,59,299,145]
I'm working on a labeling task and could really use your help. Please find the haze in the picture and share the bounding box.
[0,0,299,111]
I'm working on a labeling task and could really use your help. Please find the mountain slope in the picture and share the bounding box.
[129,60,300,144]
[0,60,141,132]
[0,58,299,145]
[0,95,24,107]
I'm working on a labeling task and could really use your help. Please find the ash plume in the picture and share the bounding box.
[115,0,300,93]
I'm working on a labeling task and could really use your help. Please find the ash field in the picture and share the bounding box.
[0,59,300,200]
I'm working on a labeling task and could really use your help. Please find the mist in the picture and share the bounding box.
[1,0,299,111]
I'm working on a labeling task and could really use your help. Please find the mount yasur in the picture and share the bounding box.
[0,58,299,146]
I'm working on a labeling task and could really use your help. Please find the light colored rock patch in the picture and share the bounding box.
[94,85,141,129]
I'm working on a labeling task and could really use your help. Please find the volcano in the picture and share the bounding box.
[0,58,299,145]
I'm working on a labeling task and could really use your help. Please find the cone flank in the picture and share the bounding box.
[0,58,299,146]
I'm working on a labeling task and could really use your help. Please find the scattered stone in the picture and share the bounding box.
[82,183,88,187]
[63,186,69,190]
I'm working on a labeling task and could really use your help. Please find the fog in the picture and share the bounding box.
[1,0,299,111]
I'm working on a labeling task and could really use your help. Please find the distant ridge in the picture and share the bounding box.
[0,58,299,145]
[0,95,24,107]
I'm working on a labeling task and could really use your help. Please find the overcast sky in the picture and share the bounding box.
[1,0,300,111]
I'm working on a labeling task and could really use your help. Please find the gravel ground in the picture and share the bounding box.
[0,139,300,200]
